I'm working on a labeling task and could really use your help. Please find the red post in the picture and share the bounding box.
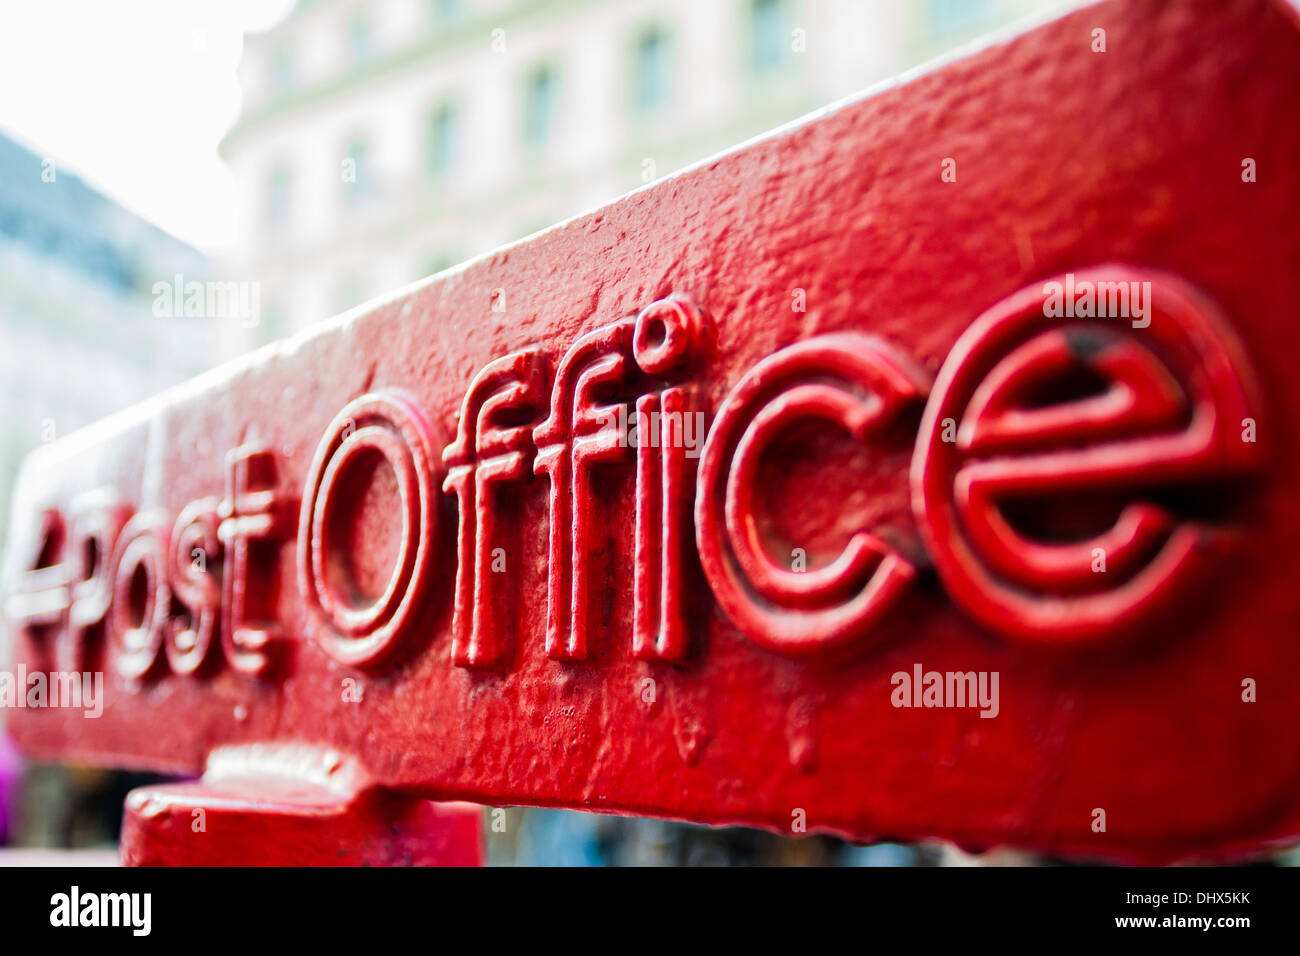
[4,0,1300,864]
[120,748,483,867]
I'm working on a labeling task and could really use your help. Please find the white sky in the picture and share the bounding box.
[0,0,297,254]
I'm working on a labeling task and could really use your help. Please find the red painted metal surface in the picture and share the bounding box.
[4,0,1300,864]
[120,750,483,866]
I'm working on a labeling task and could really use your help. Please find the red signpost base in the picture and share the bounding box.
[120,751,483,866]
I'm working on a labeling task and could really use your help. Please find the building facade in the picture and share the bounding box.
[0,131,213,549]
[220,0,1046,353]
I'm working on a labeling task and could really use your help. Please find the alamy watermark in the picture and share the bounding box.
[891,664,999,718]
[597,404,706,458]
[1042,272,1151,328]
[152,274,260,328]
[50,886,150,936]
[0,666,103,718]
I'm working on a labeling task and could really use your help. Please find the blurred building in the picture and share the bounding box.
[0,130,220,852]
[0,131,215,548]
[219,0,1046,352]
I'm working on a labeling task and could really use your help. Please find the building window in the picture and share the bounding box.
[270,43,293,94]
[336,274,363,314]
[261,295,286,341]
[430,0,461,25]
[523,65,556,148]
[748,0,790,75]
[348,11,371,63]
[426,102,459,180]
[423,253,455,277]
[341,137,372,201]
[929,0,989,36]
[267,165,292,227]
[632,27,670,114]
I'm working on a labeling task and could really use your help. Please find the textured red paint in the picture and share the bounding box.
[913,266,1263,644]
[121,776,483,867]
[4,0,1300,865]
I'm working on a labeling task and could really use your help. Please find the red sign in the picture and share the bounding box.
[5,0,1300,863]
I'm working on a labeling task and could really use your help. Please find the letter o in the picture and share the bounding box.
[298,392,443,667]
[109,512,171,680]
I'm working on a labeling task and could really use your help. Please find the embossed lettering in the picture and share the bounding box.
[220,444,288,674]
[443,348,547,669]
[533,295,706,661]
[168,496,222,675]
[696,334,928,656]
[912,267,1262,643]
[109,512,171,680]
[299,393,442,667]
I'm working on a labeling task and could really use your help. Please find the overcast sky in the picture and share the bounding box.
[0,0,296,254]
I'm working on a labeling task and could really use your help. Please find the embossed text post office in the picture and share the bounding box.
[4,0,1300,865]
